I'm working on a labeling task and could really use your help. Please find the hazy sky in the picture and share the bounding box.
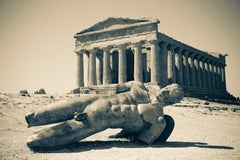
[0,0,239,97]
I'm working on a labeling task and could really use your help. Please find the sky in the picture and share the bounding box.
[0,0,239,97]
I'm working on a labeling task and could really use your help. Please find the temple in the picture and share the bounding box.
[73,17,233,100]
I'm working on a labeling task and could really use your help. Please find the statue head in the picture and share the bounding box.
[155,84,183,105]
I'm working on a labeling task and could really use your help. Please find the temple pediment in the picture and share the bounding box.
[74,17,159,44]
[76,17,159,36]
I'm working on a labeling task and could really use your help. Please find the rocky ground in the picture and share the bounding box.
[0,93,240,160]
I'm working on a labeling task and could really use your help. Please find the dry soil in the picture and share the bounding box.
[0,93,239,160]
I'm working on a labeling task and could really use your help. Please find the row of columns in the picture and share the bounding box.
[76,40,161,87]
[76,40,227,92]
[166,45,226,91]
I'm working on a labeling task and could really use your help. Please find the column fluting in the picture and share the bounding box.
[89,49,97,86]
[103,47,111,84]
[133,42,143,82]
[76,51,84,87]
[194,57,201,88]
[159,42,168,86]
[182,50,190,86]
[150,40,160,83]
[118,44,127,83]
[167,45,176,83]
[189,54,196,87]
[175,48,183,85]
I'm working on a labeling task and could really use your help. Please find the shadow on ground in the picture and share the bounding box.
[31,140,234,153]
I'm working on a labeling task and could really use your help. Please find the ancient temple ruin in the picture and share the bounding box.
[74,17,233,100]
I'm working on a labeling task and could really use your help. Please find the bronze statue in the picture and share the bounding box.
[25,81,183,149]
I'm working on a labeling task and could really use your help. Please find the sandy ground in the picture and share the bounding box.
[0,93,240,160]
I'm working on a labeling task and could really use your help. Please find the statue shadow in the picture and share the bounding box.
[32,140,234,153]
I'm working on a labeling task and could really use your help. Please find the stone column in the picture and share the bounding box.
[200,59,206,88]
[194,57,201,88]
[89,49,97,86]
[103,47,111,84]
[189,54,196,87]
[214,66,218,90]
[203,61,208,89]
[133,42,143,82]
[182,50,190,86]
[175,48,183,85]
[211,63,216,90]
[208,63,213,89]
[167,45,176,83]
[118,44,127,83]
[216,64,220,90]
[202,59,207,89]
[199,60,203,88]
[221,65,226,91]
[96,53,103,85]
[217,65,222,91]
[214,64,219,91]
[76,51,84,87]
[218,65,222,90]
[159,42,168,86]
[150,40,160,83]
[83,52,89,87]
[216,63,221,91]
[205,61,211,89]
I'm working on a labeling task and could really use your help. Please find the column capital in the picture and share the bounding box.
[189,52,197,58]
[219,62,226,67]
[174,47,183,54]
[88,48,99,54]
[130,41,144,53]
[182,49,189,56]
[200,56,207,62]
[215,61,223,67]
[118,43,128,50]
[148,40,160,51]
[148,39,159,45]
[159,41,168,48]
[205,58,212,63]
[167,44,176,52]
[75,49,86,55]
[132,41,144,48]
[195,54,203,60]
[101,46,112,52]
[211,60,218,65]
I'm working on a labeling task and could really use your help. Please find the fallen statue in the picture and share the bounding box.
[25,81,183,149]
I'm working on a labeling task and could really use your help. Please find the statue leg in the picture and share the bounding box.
[154,115,175,143]
[26,118,105,149]
[25,96,98,127]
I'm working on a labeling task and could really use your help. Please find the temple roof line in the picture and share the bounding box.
[157,32,227,62]
[75,17,159,37]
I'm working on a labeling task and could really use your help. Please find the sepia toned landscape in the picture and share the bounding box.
[0,93,239,160]
[1,1,240,160]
